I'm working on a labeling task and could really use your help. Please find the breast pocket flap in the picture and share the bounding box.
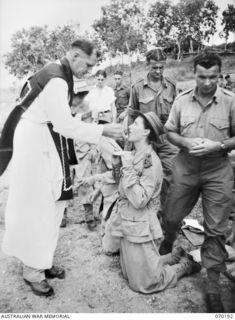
[139,96,154,104]
[210,118,229,130]
[181,117,195,128]
[122,219,149,237]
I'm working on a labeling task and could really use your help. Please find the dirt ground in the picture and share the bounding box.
[0,171,235,314]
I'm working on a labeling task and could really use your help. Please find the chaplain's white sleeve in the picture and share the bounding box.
[42,78,103,144]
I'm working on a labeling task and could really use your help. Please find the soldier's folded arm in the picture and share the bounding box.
[218,136,235,152]
[222,102,235,152]
[163,100,189,149]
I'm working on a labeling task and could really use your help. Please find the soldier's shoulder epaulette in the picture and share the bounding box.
[132,77,144,88]
[164,75,176,87]
[143,153,152,169]
[175,88,194,100]
[221,88,235,97]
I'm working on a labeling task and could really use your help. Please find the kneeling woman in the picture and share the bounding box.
[109,111,201,294]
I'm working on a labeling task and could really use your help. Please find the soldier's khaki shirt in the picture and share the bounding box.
[165,86,235,141]
[130,73,176,125]
[114,84,130,116]
[110,145,163,243]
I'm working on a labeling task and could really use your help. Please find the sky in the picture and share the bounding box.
[0,0,234,88]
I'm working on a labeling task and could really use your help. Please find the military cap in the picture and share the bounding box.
[134,110,164,141]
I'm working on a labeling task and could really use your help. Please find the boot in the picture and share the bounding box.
[24,279,54,297]
[206,293,225,313]
[159,235,176,255]
[174,255,201,280]
[84,204,97,231]
[160,246,186,266]
[206,269,224,312]
[170,247,187,265]
[45,266,65,279]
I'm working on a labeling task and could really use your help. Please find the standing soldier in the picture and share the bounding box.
[159,51,235,312]
[113,70,130,122]
[129,48,178,221]
[225,74,235,92]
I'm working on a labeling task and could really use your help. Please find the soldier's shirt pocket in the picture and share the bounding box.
[139,96,155,113]
[121,218,150,237]
[180,116,195,136]
[209,118,230,140]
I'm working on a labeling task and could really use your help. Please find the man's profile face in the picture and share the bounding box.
[114,74,122,87]
[70,49,97,78]
[195,64,220,96]
[147,59,164,80]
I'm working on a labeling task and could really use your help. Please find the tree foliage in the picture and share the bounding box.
[146,0,173,45]
[93,0,146,53]
[4,24,80,79]
[146,0,218,58]
[221,4,235,44]
[4,0,226,78]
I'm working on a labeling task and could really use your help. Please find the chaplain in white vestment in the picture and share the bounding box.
[2,40,122,297]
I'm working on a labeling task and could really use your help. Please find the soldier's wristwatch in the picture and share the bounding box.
[220,142,226,150]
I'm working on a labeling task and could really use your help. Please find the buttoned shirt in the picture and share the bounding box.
[165,86,235,142]
[114,84,130,116]
[110,144,163,243]
[130,73,176,125]
[84,85,115,113]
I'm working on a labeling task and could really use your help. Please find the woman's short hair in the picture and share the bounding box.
[95,69,107,78]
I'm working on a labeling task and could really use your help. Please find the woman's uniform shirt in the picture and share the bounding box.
[110,144,163,243]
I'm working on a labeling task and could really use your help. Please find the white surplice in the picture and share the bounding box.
[2,76,103,269]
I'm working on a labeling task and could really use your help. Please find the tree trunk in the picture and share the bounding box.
[177,40,182,61]
[190,39,193,53]
[225,37,228,50]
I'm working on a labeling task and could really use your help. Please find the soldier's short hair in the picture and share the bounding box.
[194,51,222,72]
[114,70,123,76]
[95,69,107,78]
[146,49,166,63]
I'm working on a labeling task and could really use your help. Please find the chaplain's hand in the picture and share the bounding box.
[102,123,123,139]
[189,138,221,156]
